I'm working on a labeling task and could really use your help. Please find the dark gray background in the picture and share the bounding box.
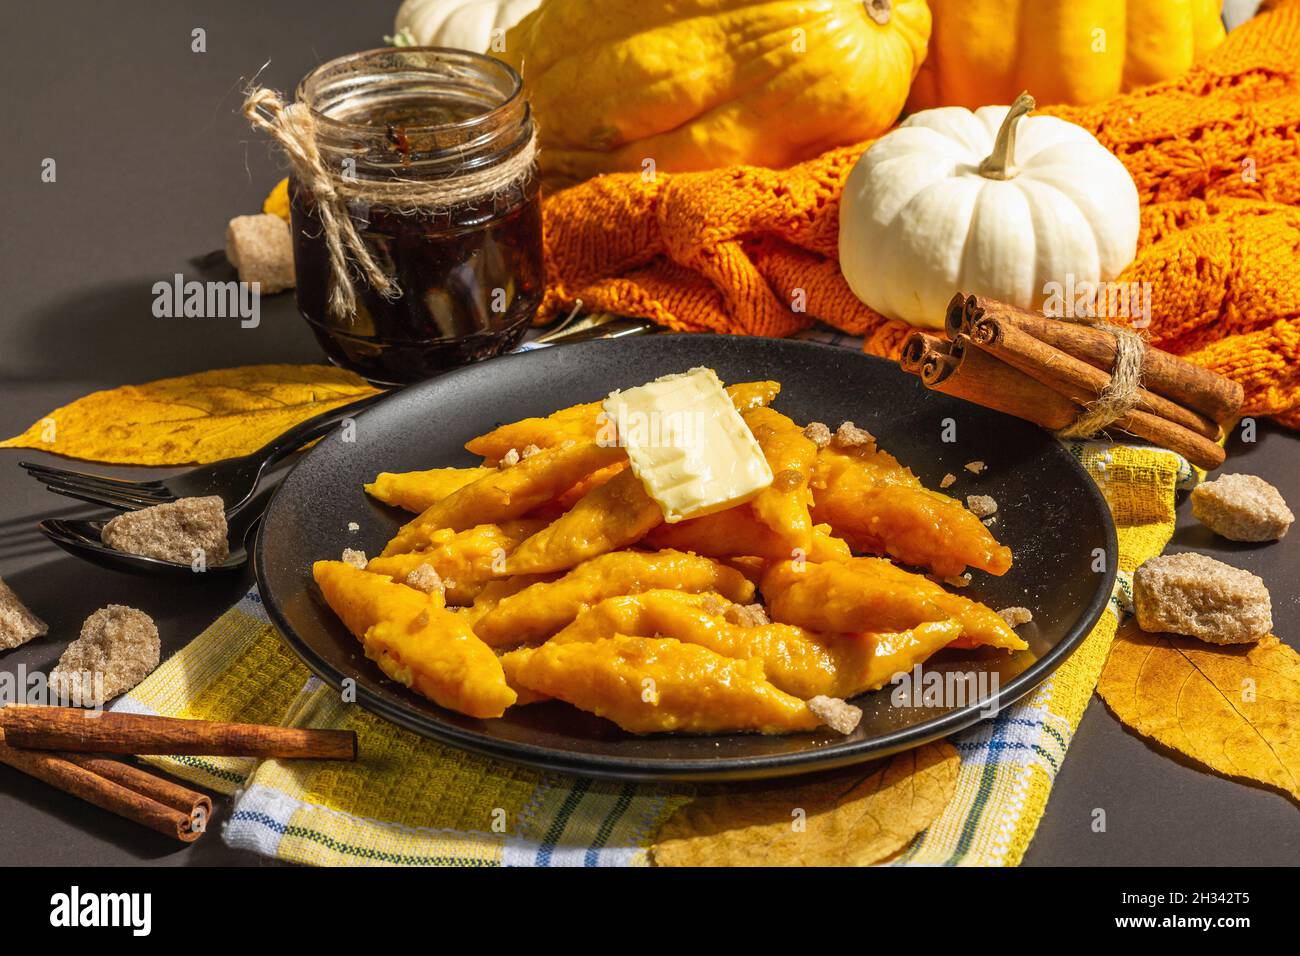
[1,1,1295,866]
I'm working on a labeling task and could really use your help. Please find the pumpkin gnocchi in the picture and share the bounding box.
[314,371,1023,737]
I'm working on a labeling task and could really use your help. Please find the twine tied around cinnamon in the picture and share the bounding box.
[242,86,538,320]
[1053,320,1147,440]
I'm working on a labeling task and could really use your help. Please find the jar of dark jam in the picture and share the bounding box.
[288,49,543,385]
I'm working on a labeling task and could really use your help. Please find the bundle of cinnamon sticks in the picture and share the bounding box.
[0,706,356,843]
[900,294,1243,470]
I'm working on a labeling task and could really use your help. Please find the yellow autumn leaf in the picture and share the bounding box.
[651,741,959,867]
[0,364,382,466]
[263,177,290,222]
[1098,622,1300,802]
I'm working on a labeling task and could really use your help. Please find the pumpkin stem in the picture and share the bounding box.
[864,0,891,26]
[979,91,1036,181]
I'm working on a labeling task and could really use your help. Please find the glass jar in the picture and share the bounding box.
[288,48,543,385]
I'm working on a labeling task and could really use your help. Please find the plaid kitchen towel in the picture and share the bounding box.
[112,588,685,866]
[110,338,1196,866]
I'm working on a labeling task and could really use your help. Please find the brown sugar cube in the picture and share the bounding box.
[50,605,160,705]
[101,496,229,567]
[0,576,48,651]
[966,494,997,518]
[1191,473,1293,542]
[1133,552,1272,645]
[225,214,295,293]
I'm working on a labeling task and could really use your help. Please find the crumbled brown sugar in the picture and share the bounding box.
[50,605,160,705]
[342,548,368,569]
[1191,473,1293,542]
[1134,552,1272,645]
[0,576,47,650]
[802,422,832,449]
[832,421,874,448]
[101,496,229,566]
[966,494,997,518]
[964,460,986,475]
[698,594,729,617]
[939,473,957,489]
[772,468,804,492]
[997,606,1033,627]
[405,563,445,595]
[724,603,770,627]
[807,695,862,735]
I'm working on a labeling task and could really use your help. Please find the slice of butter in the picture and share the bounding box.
[601,368,773,523]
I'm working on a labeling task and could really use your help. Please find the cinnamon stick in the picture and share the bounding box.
[910,333,1081,430]
[953,294,1244,424]
[0,728,209,842]
[899,331,946,375]
[0,707,357,760]
[964,319,1226,469]
[969,314,1224,441]
[901,331,1227,469]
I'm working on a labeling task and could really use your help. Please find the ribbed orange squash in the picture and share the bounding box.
[909,0,1226,111]
[502,0,931,187]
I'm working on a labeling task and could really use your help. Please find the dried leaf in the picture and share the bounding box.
[264,177,290,221]
[1098,622,1300,801]
[1,364,381,465]
[651,741,958,866]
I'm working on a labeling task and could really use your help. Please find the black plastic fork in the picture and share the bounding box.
[20,390,388,512]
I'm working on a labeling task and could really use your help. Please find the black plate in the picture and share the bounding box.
[255,335,1117,781]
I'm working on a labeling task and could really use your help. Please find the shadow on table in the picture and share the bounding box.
[0,503,93,562]
[0,763,212,863]
[0,276,317,386]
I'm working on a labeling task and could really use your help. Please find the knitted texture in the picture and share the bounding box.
[539,0,1300,424]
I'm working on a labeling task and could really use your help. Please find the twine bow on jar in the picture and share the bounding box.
[244,85,539,322]
[243,88,402,320]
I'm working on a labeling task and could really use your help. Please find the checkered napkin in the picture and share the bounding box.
[111,328,1194,866]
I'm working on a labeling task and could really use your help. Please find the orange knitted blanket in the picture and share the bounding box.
[539,0,1300,427]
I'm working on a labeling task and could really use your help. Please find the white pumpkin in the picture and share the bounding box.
[394,0,541,53]
[838,93,1140,330]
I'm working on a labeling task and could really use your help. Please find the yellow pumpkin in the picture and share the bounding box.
[502,0,931,186]
[909,0,1226,111]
